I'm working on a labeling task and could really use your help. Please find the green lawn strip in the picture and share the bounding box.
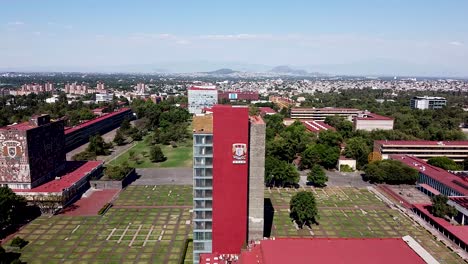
[109,137,192,168]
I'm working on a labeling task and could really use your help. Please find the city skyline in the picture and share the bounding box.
[1,0,468,76]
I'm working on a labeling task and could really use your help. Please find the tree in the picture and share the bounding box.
[104,162,132,180]
[150,145,166,162]
[431,195,458,218]
[307,165,328,187]
[120,118,131,133]
[87,134,111,156]
[301,144,340,169]
[363,160,419,184]
[0,187,27,229]
[249,105,260,116]
[427,157,461,171]
[265,157,300,187]
[290,191,318,228]
[72,151,96,161]
[113,129,126,146]
[129,127,143,141]
[10,237,28,248]
[317,130,342,147]
[344,137,371,168]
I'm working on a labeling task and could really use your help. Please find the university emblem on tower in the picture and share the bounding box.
[2,140,22,158]
[232,143,247,164]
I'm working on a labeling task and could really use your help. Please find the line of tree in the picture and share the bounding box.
[363,159,419,184]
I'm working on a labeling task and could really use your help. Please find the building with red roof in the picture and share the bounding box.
[64,107,133,151]
[375,140,468,162]
[259,107,276,116]
[200,237,433,264]
[354,112,394,131]
[0,115,66,189]
[218,91,259,101]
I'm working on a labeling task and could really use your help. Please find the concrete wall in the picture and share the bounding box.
[90,168,137,190]
[248,119,265,241]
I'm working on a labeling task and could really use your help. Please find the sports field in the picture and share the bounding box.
[266,186,463,264]
[9,185,194,264]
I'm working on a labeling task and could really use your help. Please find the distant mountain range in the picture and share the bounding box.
[270,65,308,75]
[203,68,239,75]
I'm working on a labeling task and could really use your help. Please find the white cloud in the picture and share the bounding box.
[198,34,273,40]
[449,41,463,46]
[7,21,24,26]
[175,40,190,45]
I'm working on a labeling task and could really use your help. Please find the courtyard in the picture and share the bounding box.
[8,185,194,264]
[266,186,464,264]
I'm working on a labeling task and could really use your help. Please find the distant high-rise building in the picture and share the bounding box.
[410,96,447,110]
[188,86,218,114]
[192,105,265,263]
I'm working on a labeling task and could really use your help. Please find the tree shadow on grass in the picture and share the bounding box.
[264,198,274,238]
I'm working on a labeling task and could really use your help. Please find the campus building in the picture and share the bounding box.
[65,107,133,151]
[290,108,394,131]
[0,115,103,212]
[353,112,394,131]
[192,105,265,263]
[188,86,218,114]
[218,91,259,101]
[410,96,447,110]
[0,115,66,189]
[199,237,434,264]
[374,140,468,162]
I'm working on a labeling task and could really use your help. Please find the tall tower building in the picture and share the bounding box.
[192,105,265,263]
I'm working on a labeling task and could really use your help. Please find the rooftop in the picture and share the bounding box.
[301,120,335,133]
[355,112,394,121]
[291,107,360,112]
[413,204,468,247]
[259,107,276,115]
[13,161,102,193]
[201,238,428,264]
[376,140,468,146]
[188,85,217,91]
[64,108,131,135]
[391,155,468,196]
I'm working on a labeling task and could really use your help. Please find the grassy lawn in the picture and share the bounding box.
[266,186,463,264]
[7,185,194,264]
[109,137,192,168]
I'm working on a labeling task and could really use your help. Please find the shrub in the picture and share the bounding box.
[10,237,28,249]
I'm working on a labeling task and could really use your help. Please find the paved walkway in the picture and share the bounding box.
[134,168,192,185]
[59,189,120,216]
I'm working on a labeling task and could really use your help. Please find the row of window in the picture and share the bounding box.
[194,189,212,199]
[194,146,213,156]
[194,157,213,167]
[194,210,212,219]
[194,168,213,178]
[194,231,212,241]
[194,199,212,209]
[194,179,212,188]
[193,241,212,251]
[194,135,213,145]
[194,221,212,230]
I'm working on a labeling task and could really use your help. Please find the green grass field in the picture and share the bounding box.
[8,185,194,264]
[109,138,192,168]
[266,186,463,264]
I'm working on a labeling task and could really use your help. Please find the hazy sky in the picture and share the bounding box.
[1,0,467,75]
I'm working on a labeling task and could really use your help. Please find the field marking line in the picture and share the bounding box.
[117,224,131,244]
[143,225,154,246]
[106,228,117,240]
[129,225,142,247]
[71,225,80,234]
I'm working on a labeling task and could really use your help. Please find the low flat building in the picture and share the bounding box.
[290,107,360,120]
[218,91,259,101]
[410,96,447,110]
[375,140,468,162]
[354,112,394,131]
[188,86,218,114]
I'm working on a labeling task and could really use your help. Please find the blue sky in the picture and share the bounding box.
[1,0,467,76]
